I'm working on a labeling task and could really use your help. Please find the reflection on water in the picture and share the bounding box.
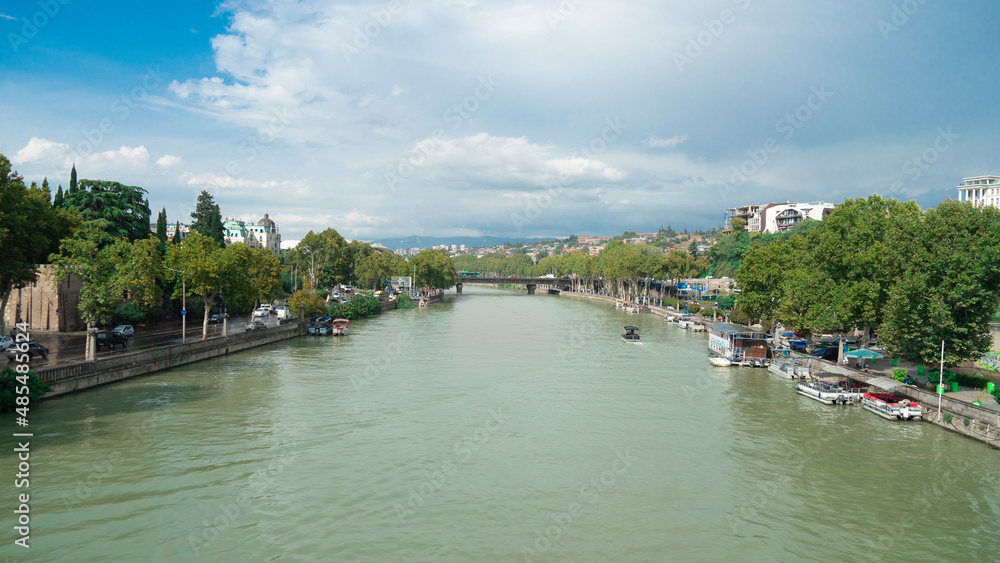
[2,286,998,561]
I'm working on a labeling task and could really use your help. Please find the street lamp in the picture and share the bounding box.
[165,266,187,344]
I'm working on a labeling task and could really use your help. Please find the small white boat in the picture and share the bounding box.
[688,323,706,332]
[796,377,866,405]
[709,357,732,367]
[861,392,922,420]
[769,358,810,379]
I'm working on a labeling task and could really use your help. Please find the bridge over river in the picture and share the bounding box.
[456,276,572,294]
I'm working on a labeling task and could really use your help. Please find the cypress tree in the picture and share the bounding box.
[155,208,168,243]
[53,185,64,208]
[69,164,78,193]
[189,190,226,247]
[40,177,51,202]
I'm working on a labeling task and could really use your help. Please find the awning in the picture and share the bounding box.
[866,376,905,391]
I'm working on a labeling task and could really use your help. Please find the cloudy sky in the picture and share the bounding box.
[3,0,999,245]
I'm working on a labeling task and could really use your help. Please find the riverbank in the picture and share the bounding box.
[35,321,307,398]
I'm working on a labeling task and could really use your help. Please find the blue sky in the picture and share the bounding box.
[3,0,1000,245]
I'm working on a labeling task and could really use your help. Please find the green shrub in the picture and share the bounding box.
[395,293,415,309]
[0,368,52,413]
[327,294,381,320]
[964,418,971,426]
[891,368,908,383]
[688,304,701,315]
[943,413,953,423]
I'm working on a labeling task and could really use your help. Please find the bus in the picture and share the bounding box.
[458,271,481,278]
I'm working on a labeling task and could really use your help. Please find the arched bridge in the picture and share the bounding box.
[456,276,573,294]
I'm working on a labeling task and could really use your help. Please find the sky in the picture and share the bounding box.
[3,0,1000,246]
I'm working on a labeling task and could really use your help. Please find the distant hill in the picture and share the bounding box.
[370,235,563,250]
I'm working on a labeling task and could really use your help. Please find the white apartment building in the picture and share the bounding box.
[727,202,835,234]
[957,176,1000,208]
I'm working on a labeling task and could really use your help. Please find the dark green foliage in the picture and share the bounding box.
[943,413,953,423]
[172,224,181,245]
[0,368,52,412]
[327,294,382,320]
[53,184,64,207]
[716,295,736,309]
[155,208,168,243]
[61,179,151,241]
[395,293,415,309]
[69,164,77,193]
[189,190,226,247]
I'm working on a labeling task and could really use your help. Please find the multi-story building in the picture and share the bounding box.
[165,222,190,241]
[1,265,84,332]
[222,214,281,253]
[957,176,1000,208]
[727,202,834,234]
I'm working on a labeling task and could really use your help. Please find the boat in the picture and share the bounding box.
[861,392,922,420]
[621,326,640,343]
[688,323,706,332]
[709,357,732,367]
[707,323,771,367]
[331,318,350,336]
[795,376,866,405]
[768,357,810,379]
[310,316,332,335]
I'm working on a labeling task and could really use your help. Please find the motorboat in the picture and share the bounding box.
[796,376,866,405]
[621,326,640,343]
[331,318,350,336]
[709,357,732,367]
[861,392,922,420]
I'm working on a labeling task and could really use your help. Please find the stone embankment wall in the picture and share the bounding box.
[37,321,307,398]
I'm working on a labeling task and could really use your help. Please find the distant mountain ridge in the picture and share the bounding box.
[369,235,563,250]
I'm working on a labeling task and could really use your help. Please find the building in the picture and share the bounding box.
[727,202,834,234]
[577,235,611,245]
[957,176,1000,208]
[222,214,281,253]
[1,265,85,332]
[165,222,190,241]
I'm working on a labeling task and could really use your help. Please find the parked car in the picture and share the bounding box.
[112,325,134,337]
[252,308,269,318]
[96,330,129,350]
[6,341,48,361]
[208,313,223,324]
[244,320,267,331]
[274,306,288,320]
[0,336,13,352]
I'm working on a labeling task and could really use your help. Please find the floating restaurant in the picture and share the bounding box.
[707,323,771,367]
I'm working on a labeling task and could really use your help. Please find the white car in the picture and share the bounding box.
[0,336,13,351]
[112,325,134,337]
[253,308,269,318]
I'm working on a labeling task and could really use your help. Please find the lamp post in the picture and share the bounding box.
[166,267,187,344]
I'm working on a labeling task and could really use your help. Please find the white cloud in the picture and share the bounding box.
[12,137,69,165]
[0,13,16,21]
[157,154,182,167]
[646,134,688,149]
[12,137,152,169]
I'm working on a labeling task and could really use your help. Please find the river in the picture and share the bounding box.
[3,286,999,561]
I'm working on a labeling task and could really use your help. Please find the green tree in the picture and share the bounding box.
[61,179,151,241]
[165,231,226,339]
[288,289,327,318]
[155,208,168,243]
[356,251,394,290]
[0,154,77,335]
[50,223,163,358]
[171,223,182,245]
[221,243,283,312]
[52,184,64,208]
[412,249,457,289]
[189,190,226,247]
[69,164,77,193]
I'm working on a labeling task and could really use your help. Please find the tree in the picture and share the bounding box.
[288,229,350,290]
[50,222,163,359]
[155,208,168,243]
[0,154,77,335]
[411,249,457,289]
[356,251,395,290]
[165,231,226,340]
[69,164,77,193]
[53,185,64,208]
[730,217,746,232]
[62,179,151,241]
[879,201,1000,364]
[687,239,699,257]
[189,190,226,247]
[221,243,282,311]
[287,289,326,318]
[171,223,182,245]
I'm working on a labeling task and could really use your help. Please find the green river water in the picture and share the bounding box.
[2,286,999,562]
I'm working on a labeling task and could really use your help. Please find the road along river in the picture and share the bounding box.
[3,286,999,561]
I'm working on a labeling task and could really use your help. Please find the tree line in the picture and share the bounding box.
[733,196,1000,365]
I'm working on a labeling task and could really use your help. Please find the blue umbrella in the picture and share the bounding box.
[844,349,883,360]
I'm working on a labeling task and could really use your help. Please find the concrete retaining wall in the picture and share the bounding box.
[37,321,307,397]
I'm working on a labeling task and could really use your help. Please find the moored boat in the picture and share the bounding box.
[768,357,810,379]
[709,357,732,367]
[621,326,640,343]
[796,376,866,405]
[332,318,350,336]
[688,322,706,332]
[707,323,771,367]
[861,392,922,420]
